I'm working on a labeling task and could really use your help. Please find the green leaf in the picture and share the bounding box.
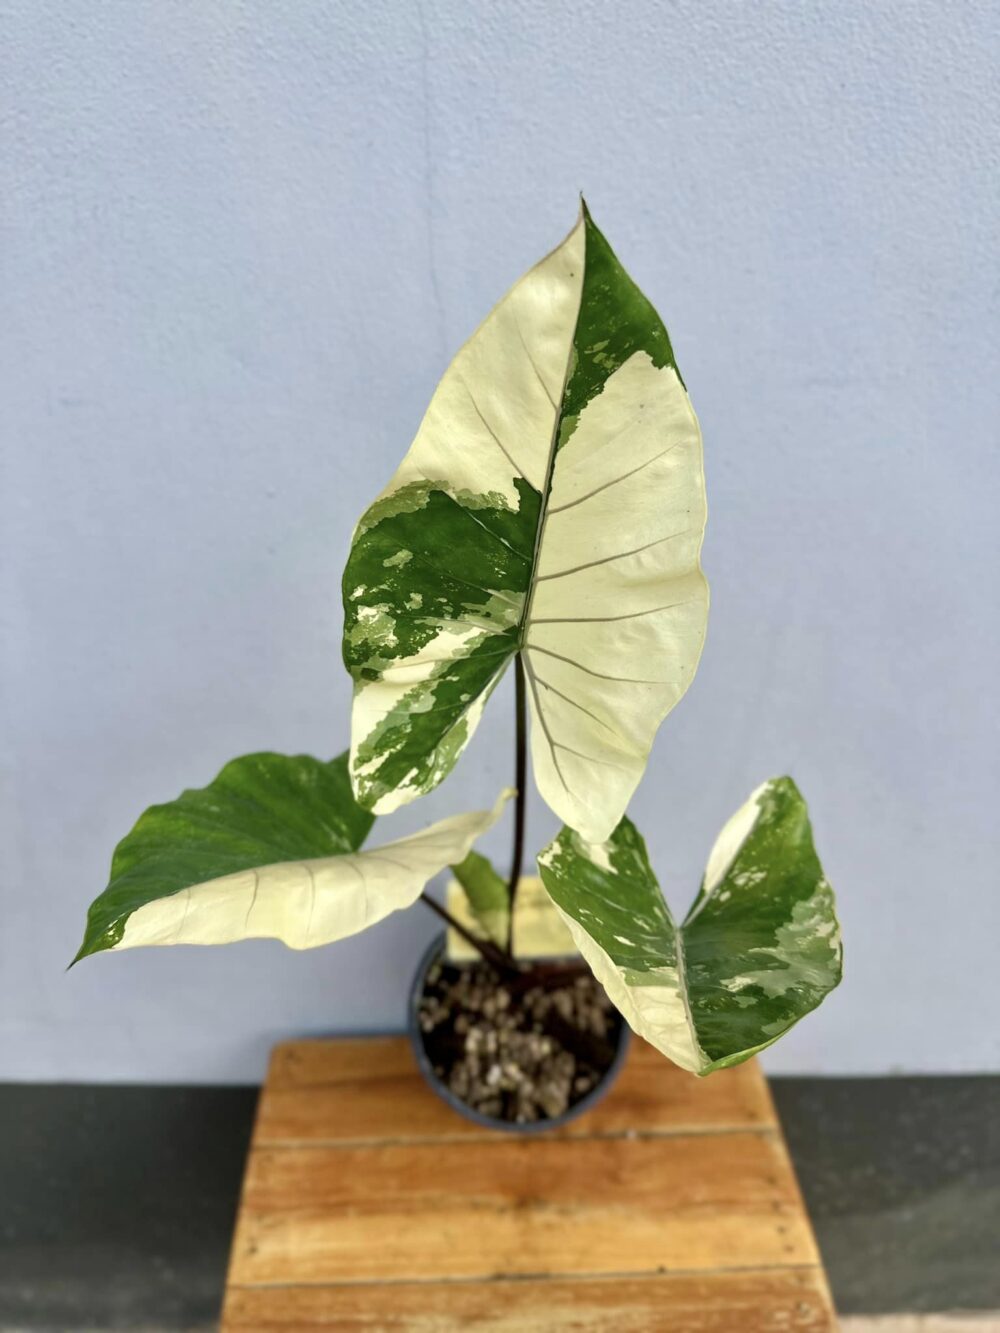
[75,749,511,960]
[537,778,841,1074]
[450,850,509,945]
[343,202,708,843]
[446,864,577,962]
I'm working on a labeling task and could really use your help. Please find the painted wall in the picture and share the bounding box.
[3,1,998,1081]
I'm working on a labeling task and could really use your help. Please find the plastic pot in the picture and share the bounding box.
[407,932,631,1134]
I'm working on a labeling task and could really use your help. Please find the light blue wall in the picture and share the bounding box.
[3,1,998,1080]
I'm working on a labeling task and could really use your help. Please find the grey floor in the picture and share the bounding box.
[0,1075,997,1329]
[771,1078,1000,1315]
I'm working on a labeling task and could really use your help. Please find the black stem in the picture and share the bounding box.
[506,654,528,954]
[419,892,518,976]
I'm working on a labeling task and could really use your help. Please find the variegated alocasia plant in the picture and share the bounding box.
[77,203,841,1081]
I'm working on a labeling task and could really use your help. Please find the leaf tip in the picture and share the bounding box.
[67,937,93,970]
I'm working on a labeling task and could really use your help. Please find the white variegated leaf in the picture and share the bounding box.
[537,777,842,1074]
[75,750,511,958]
[343,204,708,842]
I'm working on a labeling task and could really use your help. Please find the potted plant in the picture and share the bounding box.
[76,202,841,1130]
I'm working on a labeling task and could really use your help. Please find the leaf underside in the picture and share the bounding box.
[537,777,842,1074]
[343,204,708,843]
[76,751,510,959]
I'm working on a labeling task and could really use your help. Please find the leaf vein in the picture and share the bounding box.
[534,530,688,582]
[525,643,672,685]
[531,600,688,625]
[548,443,680,514]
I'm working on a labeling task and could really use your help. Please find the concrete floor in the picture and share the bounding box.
[844,1321,1000,1332]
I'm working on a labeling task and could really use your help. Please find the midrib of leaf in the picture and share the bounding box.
[513,218,588,652]
[673,909,707,1072]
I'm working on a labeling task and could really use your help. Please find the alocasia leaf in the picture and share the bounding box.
[450,850,510,945]
[446,857,576,961]
[343,202,708,843]
[537,778,841,1074]
[75,750,511,959]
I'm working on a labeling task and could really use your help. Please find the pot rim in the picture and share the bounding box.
[407,931,631,1134]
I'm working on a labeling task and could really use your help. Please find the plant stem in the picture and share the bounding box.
[418,892,518,976]
[506,653,528,954]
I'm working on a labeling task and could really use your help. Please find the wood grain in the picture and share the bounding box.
[221,1037,835,1331]
[255,1035,776,1143]
[224,1268,835,1331]
[230,1131,812,1284]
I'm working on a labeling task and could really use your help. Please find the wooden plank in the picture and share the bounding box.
[255,1035,776,1143]
[228,1130,816,1285]
[223,1266,835,1331]
[222,1037,836,1331]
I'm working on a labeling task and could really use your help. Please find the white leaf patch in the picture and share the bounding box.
[115,791,513,952]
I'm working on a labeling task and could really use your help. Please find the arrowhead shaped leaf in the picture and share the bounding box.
[343,204,708,842]
[75,750,511,959]
[537,778,842,1074]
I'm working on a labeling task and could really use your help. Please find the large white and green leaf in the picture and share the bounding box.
[75,750,511,959]
[537,777,841,1074]
[343,203,708,843]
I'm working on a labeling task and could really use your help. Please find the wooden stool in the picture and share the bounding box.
[221,1036,837,1331]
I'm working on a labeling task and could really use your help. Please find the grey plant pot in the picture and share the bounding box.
[407,932,631,1134]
